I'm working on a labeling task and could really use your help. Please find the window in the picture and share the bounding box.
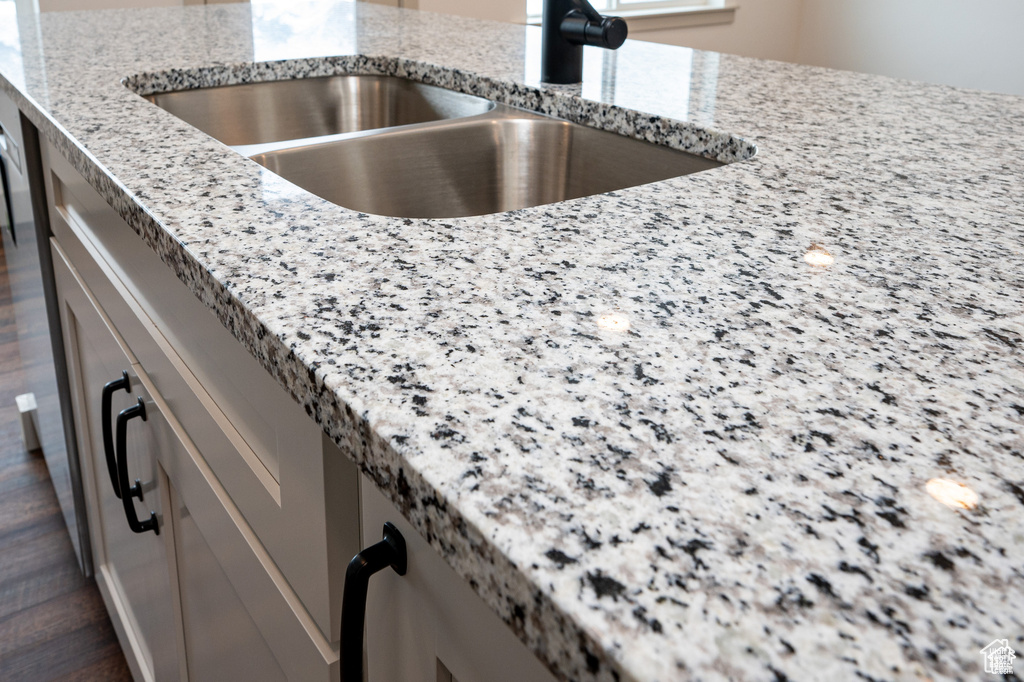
[526,0,723,19]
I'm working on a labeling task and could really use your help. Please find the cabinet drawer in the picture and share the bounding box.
[41,139,359,642]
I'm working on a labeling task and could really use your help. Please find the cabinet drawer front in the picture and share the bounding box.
[42,139,359,641]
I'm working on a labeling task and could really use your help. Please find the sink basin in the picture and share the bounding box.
[251,112,722,219]
[144,75,495,146]
[140,72,730,219]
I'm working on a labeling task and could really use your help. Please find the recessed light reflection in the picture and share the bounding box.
[804,243,835,267]
[925,478,978,510]
[597,312,630,332]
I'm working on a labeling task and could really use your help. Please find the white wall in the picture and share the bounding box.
[632,0,1024,96]
[366,0,524,23]
[38,0,182,8]
[796,0,1024,96]
[413,0,524,23]
[36,0,240,10]
[633,0,803,63]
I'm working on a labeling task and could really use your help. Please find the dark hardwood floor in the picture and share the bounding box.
[0,240,132,681]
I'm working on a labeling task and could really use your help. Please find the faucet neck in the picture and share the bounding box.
[541,0,627,85]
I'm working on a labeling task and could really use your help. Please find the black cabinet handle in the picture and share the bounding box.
[341,522,407,682]
[101,371,131,499]
[115,398,159,535]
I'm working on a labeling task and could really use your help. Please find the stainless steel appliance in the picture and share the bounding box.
[1,88,91,574]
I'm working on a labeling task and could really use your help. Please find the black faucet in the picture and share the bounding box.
[541,0,628,84]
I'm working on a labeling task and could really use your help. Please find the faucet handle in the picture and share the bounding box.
[561,10,628,50]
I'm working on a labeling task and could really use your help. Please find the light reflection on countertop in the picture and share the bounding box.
[596,311,630,332]
[804,243,835,267]
[926,478,979,510]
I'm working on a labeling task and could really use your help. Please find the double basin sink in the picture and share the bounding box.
[146,75,722,219]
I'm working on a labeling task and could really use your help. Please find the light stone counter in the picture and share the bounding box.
[1,1,1021,680]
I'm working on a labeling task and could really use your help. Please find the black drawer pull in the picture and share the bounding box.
[341,522,407,681]
[101,371,131,499]
[115,398,158,535]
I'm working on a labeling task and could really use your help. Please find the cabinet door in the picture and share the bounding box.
[168,481,287,682]
[52,239,184,682]
[360,477,557,682]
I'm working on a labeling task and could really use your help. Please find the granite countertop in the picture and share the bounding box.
[1,2,1022,680]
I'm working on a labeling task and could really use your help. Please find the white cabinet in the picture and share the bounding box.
[52,240,184,682]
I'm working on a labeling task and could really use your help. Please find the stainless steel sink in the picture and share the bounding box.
[142,74,726,218]
[145,75,495,146]
[251,110,721,218]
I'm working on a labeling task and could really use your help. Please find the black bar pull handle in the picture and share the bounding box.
[101,370,131,498]
[115,398,158,535]
[341,522,407,682]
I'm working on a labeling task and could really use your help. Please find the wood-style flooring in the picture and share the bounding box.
[0,239,132,681]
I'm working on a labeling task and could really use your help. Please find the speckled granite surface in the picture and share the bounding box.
[1,2,1022,680]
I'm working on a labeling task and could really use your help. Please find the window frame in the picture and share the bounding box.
[601,0,715,12]
[526,0,727,23]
